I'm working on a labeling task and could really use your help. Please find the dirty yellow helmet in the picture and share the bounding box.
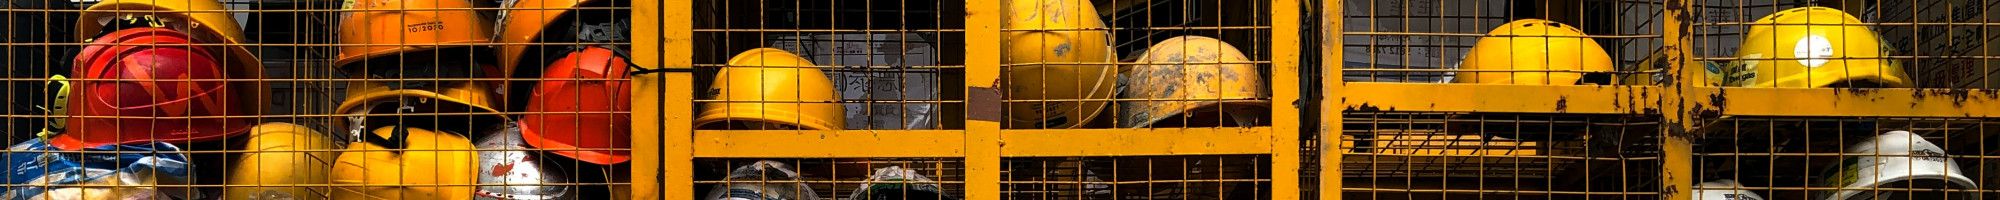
[1732,7,1911,88]
[331,126,477,200]
[1118,36,1268,128]
[1628,48,1730,87]
[695,48,844,130]
[1454,19,1615,85]
[335,0,494,67]
[1003,0,1117,128]
[333,78,506,135]
[226,122,339,200]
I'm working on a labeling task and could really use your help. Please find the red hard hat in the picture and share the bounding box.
[518,46,631,165]
[59,27,251,150]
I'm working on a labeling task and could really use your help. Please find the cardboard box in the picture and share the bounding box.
[772,34,943,130]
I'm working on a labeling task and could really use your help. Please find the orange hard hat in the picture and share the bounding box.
[494,0,629,81]
[60,27,252,150]
[334,0,495,67]
[518,46,632,165]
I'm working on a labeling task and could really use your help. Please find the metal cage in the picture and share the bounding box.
[646,0,1305,199]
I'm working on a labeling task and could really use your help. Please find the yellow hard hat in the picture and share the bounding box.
[1454,19,1615,85]
[333,77,507,135]
[1003,0,1117,128]
[335,0,493,67]
[226,122,340,200]
[695,48,844,130]
[334,0,508,135]
[74,0,265,109]
[331,126,477,200]
[493,0,628,79]
[1732,7,1911,88]
[1118,36,1269,128]
[1628,48,1731,86]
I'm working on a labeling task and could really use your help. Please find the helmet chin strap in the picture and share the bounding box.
[348,103,417,150]
[36,75,71,139]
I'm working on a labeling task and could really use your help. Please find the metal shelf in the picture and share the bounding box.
[693,130,970,158]
[1706,87,2000,118]
[1339,83,1663,115]
[1001,127,1276,157]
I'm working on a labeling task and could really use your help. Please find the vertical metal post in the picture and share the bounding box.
[630,0,693,198]
[963,1,1004,200]
[1271,0,1303,199]
[1318,0,1343,199]
[1659,0,1698,200]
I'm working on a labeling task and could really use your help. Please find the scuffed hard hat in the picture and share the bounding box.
[849,166,959,200]
[703,160,818,200]
[1820,130,1978,200]
[1693,179,1763,200]
[476,124,575,200]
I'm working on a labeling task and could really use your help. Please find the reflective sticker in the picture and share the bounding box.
[1793,35,1834,68]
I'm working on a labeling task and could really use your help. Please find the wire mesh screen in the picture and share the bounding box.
[1340,112,1663,200]
[1690,0,2000,89]
[998,0,1273,129]
[0,0,636,198]
[1695,118,2000,199]
[1341,0,1667,85]
[695,158,967,200]
[1002,155,1272,199]
[689,0,967,131]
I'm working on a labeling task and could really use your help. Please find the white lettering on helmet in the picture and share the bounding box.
[1794,35,1834,68]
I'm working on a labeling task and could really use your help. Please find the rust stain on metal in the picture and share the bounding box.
[967,86,1003,122]
[1554,96,1568,112]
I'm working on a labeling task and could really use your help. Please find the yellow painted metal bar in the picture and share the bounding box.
[1268,0,1303,199]
[627,0,688,198]
[693,130,967,158]
[1717,88,2000,117]
[962,1,1004,200]
[1661,0,1698,199]
[1338,83,1663,114]
[999,128,1274,156]
[1318,0,1342,198]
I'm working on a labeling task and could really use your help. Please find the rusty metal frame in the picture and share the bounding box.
[634,0,1302,199]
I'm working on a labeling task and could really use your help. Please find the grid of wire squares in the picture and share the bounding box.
[1339,113,1663,199]
[685,0,1286,199]
[1336,0,1670,199]
[1695,118,2000,199]
[1688,1,2000,199]
[2,0,635,199]
[689,0,971,199]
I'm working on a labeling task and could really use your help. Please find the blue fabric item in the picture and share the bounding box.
[0,138,191,199]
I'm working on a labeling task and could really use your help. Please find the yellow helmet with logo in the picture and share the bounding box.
[1629,48,1730,86]
[1455,19,1615,85]
[226,122,339,200]
[695,48,844,130]
[331,126,477,200]
[1003,0,1116,128]
[1118,36,1269,128]
[1732,6,1911,88]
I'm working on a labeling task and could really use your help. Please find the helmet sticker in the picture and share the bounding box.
[1794,35,1834,68]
